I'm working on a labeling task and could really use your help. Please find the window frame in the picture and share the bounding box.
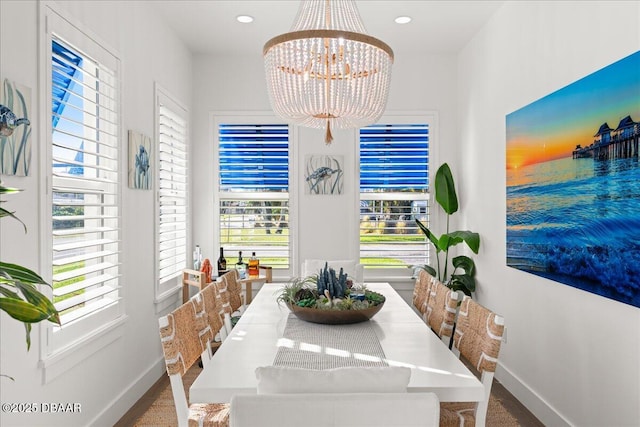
[358,113,438,281]
[213,113,295,279]
[154,84,190,302]
[39,3,127,379]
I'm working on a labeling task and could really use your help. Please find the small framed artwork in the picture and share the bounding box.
[305,154,344,195]
[1,79,32,176]
[128,130,152,190]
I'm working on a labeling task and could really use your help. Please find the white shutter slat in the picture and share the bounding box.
[51,37,121,330]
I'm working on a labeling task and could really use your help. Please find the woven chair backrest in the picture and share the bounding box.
[201,283,225,335]
[425,280,458,338]
[216,276,233,317]
[453,296,504,374]
[159,296,213,376]
[221,269,243,312]
[412,270,433,315]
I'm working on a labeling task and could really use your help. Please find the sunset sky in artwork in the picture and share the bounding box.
[506,51,640,170]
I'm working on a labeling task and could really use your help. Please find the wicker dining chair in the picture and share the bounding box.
[424,279,460,346]
[221,269,244,315]
[439,296,505,427]
[200,282,227,358]
[158,295,230,427]
[412,269,434,316]
[214,273,234,334]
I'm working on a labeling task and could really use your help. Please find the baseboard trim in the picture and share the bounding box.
[496,361,573,427]
[88,356,165,426]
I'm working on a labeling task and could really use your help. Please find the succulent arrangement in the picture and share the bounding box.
[277,262,385,311]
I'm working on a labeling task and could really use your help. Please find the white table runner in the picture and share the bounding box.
[273,314,388,369]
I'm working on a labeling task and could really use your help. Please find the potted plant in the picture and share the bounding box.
[276,263,385,324]
[0,183,60,374]
[413,163,480,297]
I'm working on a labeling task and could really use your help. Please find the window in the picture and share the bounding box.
[156,89,188,292]
[359,123,429,269]
[215,122,290,271]
[48,17,122,351]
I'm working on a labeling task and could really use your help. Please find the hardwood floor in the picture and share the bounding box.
[114,366,545,427]
[113,373,168,427]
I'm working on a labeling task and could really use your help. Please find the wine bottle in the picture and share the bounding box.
[217,247,227,274]
[248,252,259,277]
[236,251,247,279]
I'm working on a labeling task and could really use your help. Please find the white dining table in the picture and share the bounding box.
[190,282,484,403]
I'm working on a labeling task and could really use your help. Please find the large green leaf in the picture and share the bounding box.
[434,163,458,215]
[0,262,48,285]
[449,274,476,296]
[452,255,476,276]
[0,297,51,323]
[446,230,480,254]
[15,282,60,325]
[415,219,441,252]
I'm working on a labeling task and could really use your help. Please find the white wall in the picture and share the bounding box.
[191,51,459,291]
[0,1,190,425]
[457,1,640,426]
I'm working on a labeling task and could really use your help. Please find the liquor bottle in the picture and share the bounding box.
[235,251,247,279]
[248,252,259,277]
[217,247,227,274]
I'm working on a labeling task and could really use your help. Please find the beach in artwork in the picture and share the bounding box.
[506,51,640,308]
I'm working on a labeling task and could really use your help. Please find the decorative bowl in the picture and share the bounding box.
[285,292,385,325]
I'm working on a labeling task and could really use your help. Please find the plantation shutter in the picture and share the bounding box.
[359,123,429,268]
[217,123,290,269]
[51,37,121,326]
[157,97,188,284]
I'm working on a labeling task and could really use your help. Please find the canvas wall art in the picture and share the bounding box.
[305,154,344,195]
[128,130,152,189]
[0,79,32,176]
[506,50,640,308]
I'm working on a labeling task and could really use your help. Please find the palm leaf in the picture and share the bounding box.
[434,163,458,215]
[0,297,50,323]
[415,219,441,251]
[446,230,480,253]
[15,282,60,325]
[0,262,48,285]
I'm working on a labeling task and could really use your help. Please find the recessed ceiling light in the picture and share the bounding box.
[395,16,412,24]
[236,15,254,24]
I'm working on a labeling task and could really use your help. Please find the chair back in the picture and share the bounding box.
[452,296,504,374]
[449,296,504,427]
[412,269,433,315]
[220,269,243,313]
[201,283,224,333]
[425,279,459,342]
[158,295,213,377]
[230,392,440,427]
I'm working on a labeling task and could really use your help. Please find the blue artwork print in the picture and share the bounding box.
[305,154,344,195]
[0,80,32,176]
[128,130,152,190]
[506,51,640,308]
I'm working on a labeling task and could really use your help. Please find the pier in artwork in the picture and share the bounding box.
[573,115,639,160]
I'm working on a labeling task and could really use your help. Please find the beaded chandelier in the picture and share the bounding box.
[263,0,394,144]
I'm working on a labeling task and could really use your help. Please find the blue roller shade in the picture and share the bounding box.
[360,124,429,192]
[218,124,289,192]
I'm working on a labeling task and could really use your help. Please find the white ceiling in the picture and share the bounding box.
[150,1,504,56]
